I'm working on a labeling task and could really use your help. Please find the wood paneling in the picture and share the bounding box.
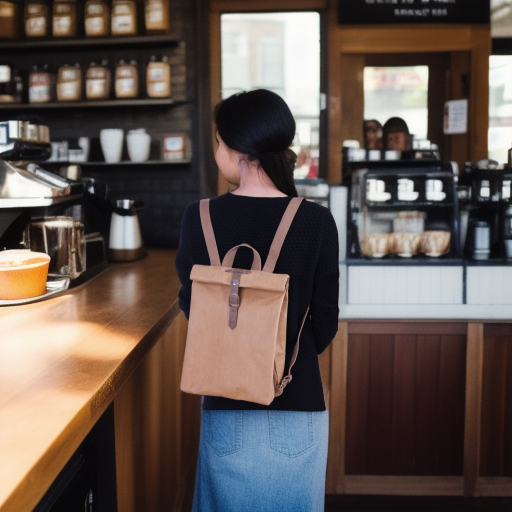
[115,312,201,512]
[464,323,484,496]
[328,320,512,497]
[345,324,466,477]
[481,324,512,478]
[326,322,348,494]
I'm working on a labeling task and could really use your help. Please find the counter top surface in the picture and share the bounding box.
[0,249,181,512]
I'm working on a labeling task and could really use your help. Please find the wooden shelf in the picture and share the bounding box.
[0,99,186,110]
[44,160,191,168]
[0,35,182,52]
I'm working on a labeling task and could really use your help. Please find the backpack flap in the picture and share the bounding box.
[183,264,290,405]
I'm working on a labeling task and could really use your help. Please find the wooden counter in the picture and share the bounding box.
[0,249,186,512]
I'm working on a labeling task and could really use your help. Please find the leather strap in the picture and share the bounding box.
[228,270,242,329]
[263,197,303,273]
[274,306,309,397]
[199,199,221,266]
[222,243,262,271]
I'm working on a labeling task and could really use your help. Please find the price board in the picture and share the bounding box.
[339,0,490,25]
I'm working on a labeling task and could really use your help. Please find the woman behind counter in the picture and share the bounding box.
[176,89,339,512]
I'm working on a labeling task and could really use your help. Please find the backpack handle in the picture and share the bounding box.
[222,243,262,271]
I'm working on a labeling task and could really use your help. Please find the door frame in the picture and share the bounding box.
[327,21,491,184]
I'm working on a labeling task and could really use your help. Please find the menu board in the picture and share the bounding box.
[339,0,490,25]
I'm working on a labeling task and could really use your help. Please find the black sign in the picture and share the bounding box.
[339,0,490,25]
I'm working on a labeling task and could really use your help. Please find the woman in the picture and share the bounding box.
[176,89,339,512]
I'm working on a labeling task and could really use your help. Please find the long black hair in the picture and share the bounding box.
[214,89,298,197]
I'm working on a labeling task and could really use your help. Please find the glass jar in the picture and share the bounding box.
[29,64,53,103]
[146,55,171,98]
[111,0,137,36]
[86,60,111,100]
[52,0,77,38]
[115,59,139,98]
[144,0,169,34]
[0,1,21,40]
[84,0,109,37]
[57,63,82,102]
[24,0,50,38]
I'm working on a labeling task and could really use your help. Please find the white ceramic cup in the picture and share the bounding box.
[126,132,151,162]
[100,129,124,163]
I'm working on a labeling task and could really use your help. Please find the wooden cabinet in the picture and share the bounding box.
[114,311,200,512]
[325,321,512,497]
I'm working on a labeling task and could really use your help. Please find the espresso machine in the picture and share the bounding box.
[0,120,109,295]
[458,159,512,261]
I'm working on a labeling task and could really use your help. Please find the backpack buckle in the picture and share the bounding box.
[228,293,239,307]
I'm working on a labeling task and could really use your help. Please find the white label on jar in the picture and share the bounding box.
[62,69,77,80]
[60,81,78,98]
[87,79,106,95]
[147,8,163,23]
[29,85,51,103]
[165,137,184,151]
[86,4,103,15]
[55,4,70,13]
[151,82,165,93]
[113,4,130,15]
[26,17,46,35]
[85,17,104,34]
[28,5,43,14]
[53,16,71,33]
[148,67,164,81]
[117,78,134,92]
[112,15,134,31]
[117,67,135,78]
[0,65,11,83]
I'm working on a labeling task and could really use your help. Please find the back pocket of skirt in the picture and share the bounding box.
[204,410,243,456]
[268,411,315,457]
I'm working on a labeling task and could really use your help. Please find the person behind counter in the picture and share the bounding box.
[383,116,412,151]
[175,89,340,512]
[363,119,383,150]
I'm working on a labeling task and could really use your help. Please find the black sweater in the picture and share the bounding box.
[175,193,339,411]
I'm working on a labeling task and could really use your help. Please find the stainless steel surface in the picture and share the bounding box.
[0,160,83,207]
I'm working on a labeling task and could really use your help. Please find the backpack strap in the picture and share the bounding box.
[274,306,309,397]
[199,199,221,266]
[263,197,303,273]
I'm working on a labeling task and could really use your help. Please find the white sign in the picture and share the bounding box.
[443,99,468,135]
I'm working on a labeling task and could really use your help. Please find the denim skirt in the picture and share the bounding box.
[192,409,329,512]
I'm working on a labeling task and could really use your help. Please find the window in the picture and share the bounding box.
[364,66,429,142]
[489,55,512,163]
[220,12,321,178]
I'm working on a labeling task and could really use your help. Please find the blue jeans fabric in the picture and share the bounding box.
[192,409,329,512]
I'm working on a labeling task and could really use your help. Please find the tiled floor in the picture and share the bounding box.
[324,495,512,512]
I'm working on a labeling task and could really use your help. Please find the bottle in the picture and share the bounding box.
[57,63,82,102]
[29,64,53,103]
[144,0,169,34]
[111,0,137,36]
[84,0,110,37]
[86,59,111,100]
[146,55,171,98]
[52,0,77,38]
[13,68,23,103]
[24,0,49,38]
[0,0,21,40]
[115,59,139,98]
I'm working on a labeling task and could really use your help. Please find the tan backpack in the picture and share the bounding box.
[180,197,308,405]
